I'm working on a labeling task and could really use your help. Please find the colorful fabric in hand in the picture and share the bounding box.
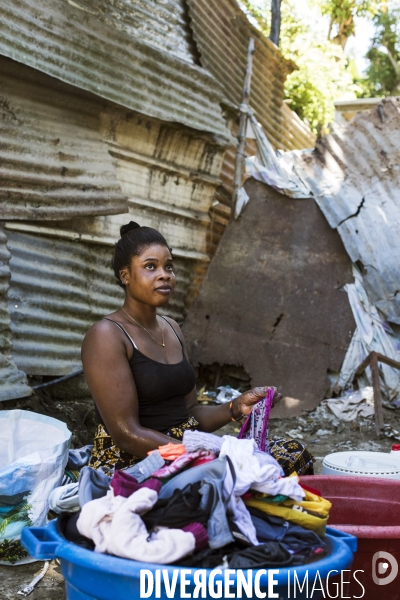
[244,488,331,537]
[148,442,187,461]
[238,387,275,453]
[111,470,162,498]
[152,451,215,479]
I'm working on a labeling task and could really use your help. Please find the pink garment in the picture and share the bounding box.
[182,523,208,551]
[111,470,162,498]
[190,454,216,468]
[238,387,275,453]
[152,450,214,479]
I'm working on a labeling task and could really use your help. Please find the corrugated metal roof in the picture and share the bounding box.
[0,228,32,401]
[66,0,198,64]
[0,0,230,141]
[0,56,127,219]
[5,229,194,375]
[187,0,294,150]
[296,97,400,324]
[281,103,316,151]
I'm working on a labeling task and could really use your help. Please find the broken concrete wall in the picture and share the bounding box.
[183,179,356,417]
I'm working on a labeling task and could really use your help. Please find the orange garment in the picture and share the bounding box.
[148,442,187,460]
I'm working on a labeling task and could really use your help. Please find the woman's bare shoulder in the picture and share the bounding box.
[83,313,126,345]
[161,316,184,340]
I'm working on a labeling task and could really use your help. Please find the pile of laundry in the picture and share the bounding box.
[51,431,331,569]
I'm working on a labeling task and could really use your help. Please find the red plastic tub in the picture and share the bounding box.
[301,475,400,600]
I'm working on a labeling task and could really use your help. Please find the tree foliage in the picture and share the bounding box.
[242,0,355,133]
[358,7,400,96]
[317,0,381,47]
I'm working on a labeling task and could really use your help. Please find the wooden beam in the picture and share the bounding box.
[356,350,400,377]
[354,350,400,435]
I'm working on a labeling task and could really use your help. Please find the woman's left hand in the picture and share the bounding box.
[233,386,282,419]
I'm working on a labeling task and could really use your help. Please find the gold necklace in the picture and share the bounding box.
[121,307,165,347]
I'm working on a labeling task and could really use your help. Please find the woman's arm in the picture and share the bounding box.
[164,318,277,432]
[184,384,270,432]
[82,320,177,459]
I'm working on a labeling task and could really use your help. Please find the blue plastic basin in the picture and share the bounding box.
[21,521,356,600]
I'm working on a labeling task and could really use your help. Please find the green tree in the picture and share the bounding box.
[358,7,400,96]
[317,0,381,48]
[241,0,355,132]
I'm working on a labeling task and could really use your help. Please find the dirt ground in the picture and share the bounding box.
[1,380,399,599]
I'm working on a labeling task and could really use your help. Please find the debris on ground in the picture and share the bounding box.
[326,387,375,421]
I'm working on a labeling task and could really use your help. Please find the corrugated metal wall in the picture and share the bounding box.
[280,103,316,151]
[0,56,127,220]
[187,0,293,150]
[65,0,199,64]
[186,0,315,250]
[49,106,222,291]
[0,0,316,396]
[0,74,225,379]
[0,228,32,400]
[5,229,194,375]
[0,0,230,140]
[0,39,227,389]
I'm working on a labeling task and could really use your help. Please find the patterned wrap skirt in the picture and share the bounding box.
[89,419,314,477]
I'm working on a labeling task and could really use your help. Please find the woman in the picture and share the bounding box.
[82,222,314,476]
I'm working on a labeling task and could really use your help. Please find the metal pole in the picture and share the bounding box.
[370,352,384,436]
[270,0,282,47]
[232,38,255,218]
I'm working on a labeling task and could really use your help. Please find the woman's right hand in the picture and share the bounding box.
[233,386,282,419]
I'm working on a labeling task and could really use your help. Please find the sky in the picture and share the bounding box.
[247,0,381,75]
[294,2,376,75]
[346,17,376,75]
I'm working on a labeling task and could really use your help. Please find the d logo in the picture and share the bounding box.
[372,551,398,586]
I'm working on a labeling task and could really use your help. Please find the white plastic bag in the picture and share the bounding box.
[0,410,71,564]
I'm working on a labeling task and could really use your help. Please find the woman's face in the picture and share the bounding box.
[120,243,176,307]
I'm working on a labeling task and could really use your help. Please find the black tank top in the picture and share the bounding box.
[95,317,196,432]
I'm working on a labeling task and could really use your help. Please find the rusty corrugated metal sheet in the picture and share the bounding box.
[183,179,355,417]
[5,228,194,375]
[281,103,316,150]
[0,56,127,220]
[0,0,230,141]
[296,97,400,324]
[67,0,198,64]
[187,0,294,150]
[0,228,32,401]
[49,106,221,290]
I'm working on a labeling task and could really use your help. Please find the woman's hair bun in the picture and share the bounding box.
[120,221,141,237]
